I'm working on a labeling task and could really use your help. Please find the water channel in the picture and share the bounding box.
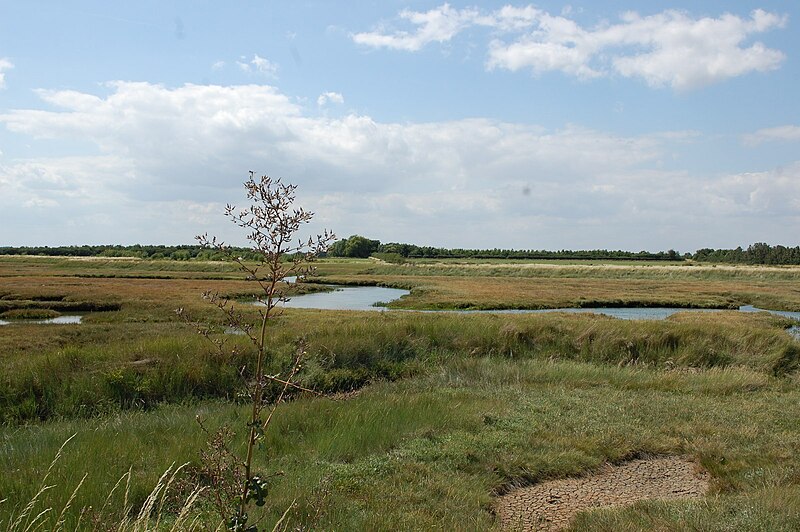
[274,285,800,338]
[0,315,83,326]
[2,285,798,336]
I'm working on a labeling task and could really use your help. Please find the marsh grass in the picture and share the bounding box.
[7,256,800,312]
[1,309,797,424]
[0,309,61,320]
[0,436,208,531]
[2,256,800,528]
[569,486,800,531]
[2,356,799,529]
[311,258,800,311]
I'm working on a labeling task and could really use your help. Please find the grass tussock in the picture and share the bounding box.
[1,310,797,424]
[2,357,799,529]
[0,308,61,320]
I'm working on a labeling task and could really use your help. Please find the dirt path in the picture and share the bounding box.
[495,456,710,531]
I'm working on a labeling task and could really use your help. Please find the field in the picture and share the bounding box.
[1,255,800,530]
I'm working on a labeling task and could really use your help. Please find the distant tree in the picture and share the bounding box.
[344,235,379,257]
[328,235,380,258]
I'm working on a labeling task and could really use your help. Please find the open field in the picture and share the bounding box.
[1,256,799,530]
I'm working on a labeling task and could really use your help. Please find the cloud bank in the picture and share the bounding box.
[353,5,787,89]
[1,82,798,249]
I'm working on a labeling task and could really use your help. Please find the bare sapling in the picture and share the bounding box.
[178,171,334,531]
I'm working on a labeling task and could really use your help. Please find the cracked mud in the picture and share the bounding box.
[495,456,710,531]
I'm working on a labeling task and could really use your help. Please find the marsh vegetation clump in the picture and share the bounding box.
[0,308,61,320]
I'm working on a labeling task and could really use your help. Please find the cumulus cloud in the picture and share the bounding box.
[353,5,787,89]
[236,54,278,76]
[702,164,800,216]
[317,91,344,106]
[352,4,480,51]
[0,58,13,89]
[0,81,797,249]
[743,125,800,146]
[601,9,787,89]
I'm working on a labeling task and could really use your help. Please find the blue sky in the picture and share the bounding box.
[1,1,799,252]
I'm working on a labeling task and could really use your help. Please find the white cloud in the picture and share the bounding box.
[702,164,800,216]
[354,5,787,90]
[211,60,226,70]
[1,81,798,249]
[743,125,800,146]
[603,9,787,89]
[0,58,13,89]
[236,54,278,76]
[317,91,344,107]
[352,3,480,51]
[0,82,663,245]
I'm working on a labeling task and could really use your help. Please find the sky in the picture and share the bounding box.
[1,1,799,252]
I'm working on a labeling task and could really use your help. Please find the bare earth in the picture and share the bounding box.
[495,456,710,531]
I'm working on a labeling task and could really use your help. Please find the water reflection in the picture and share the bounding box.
[739,305,800,321]
[492,307,718,320]
[279,286,409,312]
[0,315,82,325]
[279,285,800,333]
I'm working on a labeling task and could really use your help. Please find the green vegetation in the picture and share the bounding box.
[694,242,800,265]
[4,309,797,425]
[3,357,800,529]
[1,255,799,529]
[0,244,263,261]
[4,239,800,264]
[0,308,60,320]
[311,259,800,312]
[325,234,685,261]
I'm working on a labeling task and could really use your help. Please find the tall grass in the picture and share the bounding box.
[0,430,208,531]
[2,356,799,529]
[2,310,797,424]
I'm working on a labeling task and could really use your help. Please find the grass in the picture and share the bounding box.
[310,259,800,311]
[5,255,800,311]
[1,255,799,529]
[1,309,797,424]
[0,308,61,320]
[2,357,799,529]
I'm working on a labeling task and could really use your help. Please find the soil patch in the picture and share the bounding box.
[495,456,709,531]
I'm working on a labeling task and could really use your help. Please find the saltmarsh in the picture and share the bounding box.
[1,256,799,530]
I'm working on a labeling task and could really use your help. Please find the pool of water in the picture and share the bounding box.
[0,315,83,325]
[739,305,800,321]
[279,286,410,312]
[279,285,800,328]
[484,307,719,320]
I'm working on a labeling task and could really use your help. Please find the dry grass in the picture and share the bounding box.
[308,258,800,311]
[315,273,800,311]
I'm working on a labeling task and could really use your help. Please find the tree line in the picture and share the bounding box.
[2,239,799,265]
[327,235,683,261]
[0,244,263,261]
[693,243,800,265]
